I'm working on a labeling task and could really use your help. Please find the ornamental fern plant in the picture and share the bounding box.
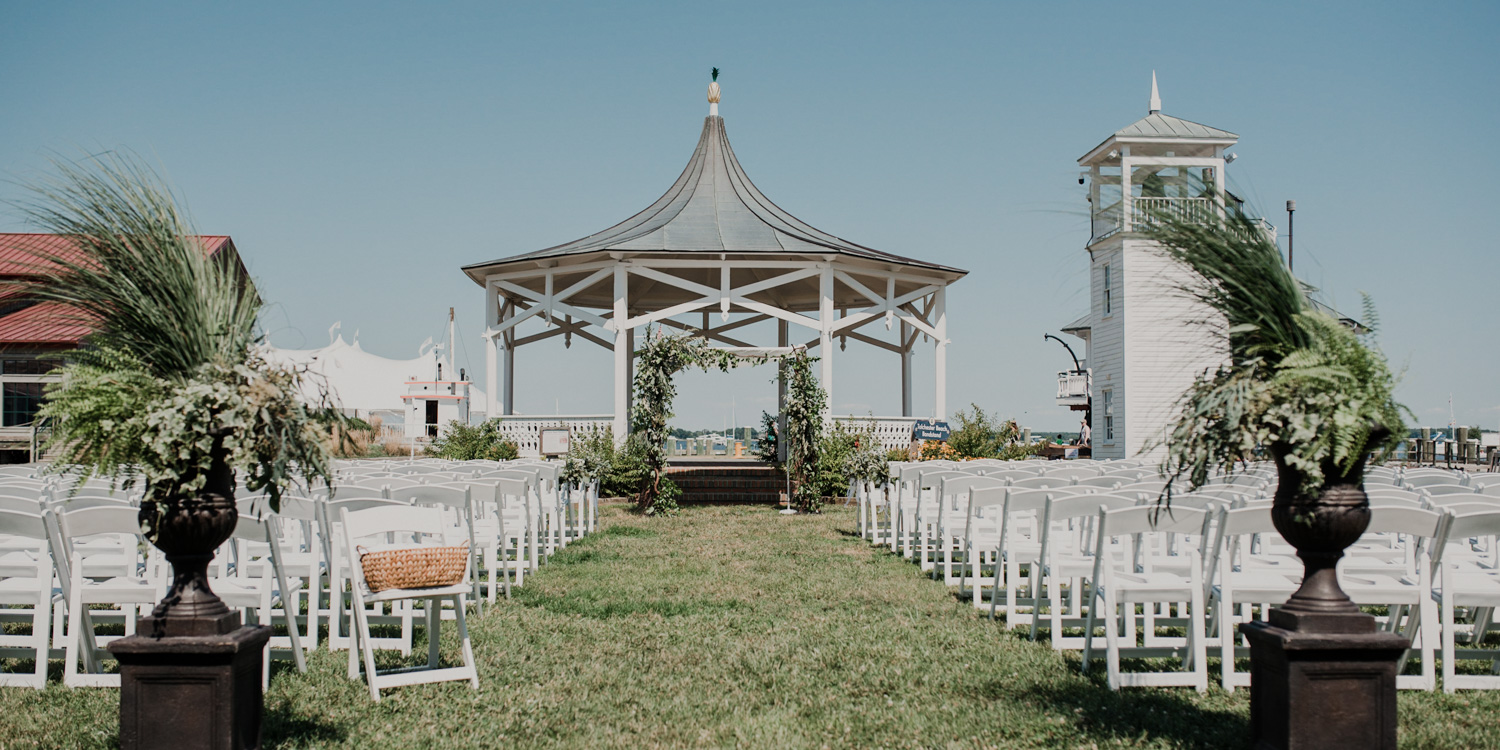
[16,153,342,516]
[1145,211,1408,501]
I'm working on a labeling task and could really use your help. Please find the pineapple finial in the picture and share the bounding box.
[708,68,721,115]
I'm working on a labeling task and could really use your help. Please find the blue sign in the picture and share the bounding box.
[912,419,951,442]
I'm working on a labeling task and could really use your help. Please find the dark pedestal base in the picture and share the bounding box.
[1241,617,1408,750]
[108,626,271,750]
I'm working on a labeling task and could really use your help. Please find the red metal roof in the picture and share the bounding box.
[0,301,95,347]
[0,233,233,277]
[0,233,241,349]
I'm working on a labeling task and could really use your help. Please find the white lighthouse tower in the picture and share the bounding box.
[1066,74,1260,459]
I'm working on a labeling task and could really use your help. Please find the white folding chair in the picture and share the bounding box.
[0,508,54,688]
[445,479,515,601]
[1437,510,1500,692]
[340,505,478,702]
[1340,506,1450,691]
[213,512,308,688]
[1029,492,1139,650]
[1206,504,1301,691]
[323,496,415,653]
[1082,505,1211,693]
[44,504,162,687]
[908,470,971,568]
[388,484,482,607]
[931,475,1006,584]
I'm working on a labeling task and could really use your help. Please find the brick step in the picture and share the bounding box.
[679,492,785,504]
[671,480,787,490]
[663,464,788,503]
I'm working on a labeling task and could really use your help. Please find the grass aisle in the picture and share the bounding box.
[4,504,1498,748]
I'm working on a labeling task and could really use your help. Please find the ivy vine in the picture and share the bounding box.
[780,350,827,512]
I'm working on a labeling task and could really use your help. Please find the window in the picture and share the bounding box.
[1102,390,1114,442]
[3,359,61,376]
[1102,262,1113,315]
[2,383,44,427]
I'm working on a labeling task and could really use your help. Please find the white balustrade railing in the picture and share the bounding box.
[495,415,613,458]
[1090,197,1277,245]
[834,416,919,454]
[1056,370,1090,406]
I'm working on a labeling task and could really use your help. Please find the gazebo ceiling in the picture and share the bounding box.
[463,113,965,311]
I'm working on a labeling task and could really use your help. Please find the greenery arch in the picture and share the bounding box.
[627,328,826,516]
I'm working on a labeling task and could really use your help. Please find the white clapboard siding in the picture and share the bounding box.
[1088,243,1127,460]
[1119,237,1228,459]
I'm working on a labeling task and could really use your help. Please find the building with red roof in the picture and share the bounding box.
[0,233,249,460]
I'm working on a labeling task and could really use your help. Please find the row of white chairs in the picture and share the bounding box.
[854,459,1500,693]
[0,458,596,700]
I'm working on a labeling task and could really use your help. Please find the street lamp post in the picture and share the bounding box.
[1286,199,1296,272]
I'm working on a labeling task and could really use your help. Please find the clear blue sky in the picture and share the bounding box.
[1,1,1495,432]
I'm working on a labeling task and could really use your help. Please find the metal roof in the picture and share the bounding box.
[0,234,244,350]
[1115,113,1237,140]
[464,116,965,276]
[0,233,234,276]
[0,301,93,347]
[1060,313,1091,334]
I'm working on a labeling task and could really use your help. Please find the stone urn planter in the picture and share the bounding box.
[1242,429,1408,750]
[108,431,271,750]
[137,432,241,637]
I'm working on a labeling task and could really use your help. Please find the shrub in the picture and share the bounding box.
[755,411,779,467]
[426,420,519,461]
[944,404,1037,460]
[810,421,890,498]
[562,428,649,498]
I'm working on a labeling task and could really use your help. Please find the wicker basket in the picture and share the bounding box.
[358,542,469,592]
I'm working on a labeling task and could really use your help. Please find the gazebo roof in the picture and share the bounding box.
[463,115,965,281]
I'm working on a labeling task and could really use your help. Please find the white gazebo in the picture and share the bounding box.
[462,78,967,453]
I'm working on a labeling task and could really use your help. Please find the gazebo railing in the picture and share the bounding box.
[494,415,613,458]
[833,416,918,454]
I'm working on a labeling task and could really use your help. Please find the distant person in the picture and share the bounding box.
[1080,419,1091,446]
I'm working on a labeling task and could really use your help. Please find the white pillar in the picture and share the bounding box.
[819,265,834,426]
[900,320,912,417]
[484,282,499,421]
[933,286,947,420]
[1120,146,1133,232]
[1211,147,1227,220]
[612,263,629,443]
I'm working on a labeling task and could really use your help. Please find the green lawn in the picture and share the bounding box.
[3,504,1498,748]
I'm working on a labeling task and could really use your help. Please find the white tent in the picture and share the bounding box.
[265,334,487,419]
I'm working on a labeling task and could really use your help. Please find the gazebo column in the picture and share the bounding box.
[484,282,499,421]
[819,266,834,425]
[900,320,913,417]
[612,263,630,443]
[933,285,948,420]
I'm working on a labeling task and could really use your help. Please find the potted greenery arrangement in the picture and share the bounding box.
[1150,211,1407,623]
[21,156,342,637]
